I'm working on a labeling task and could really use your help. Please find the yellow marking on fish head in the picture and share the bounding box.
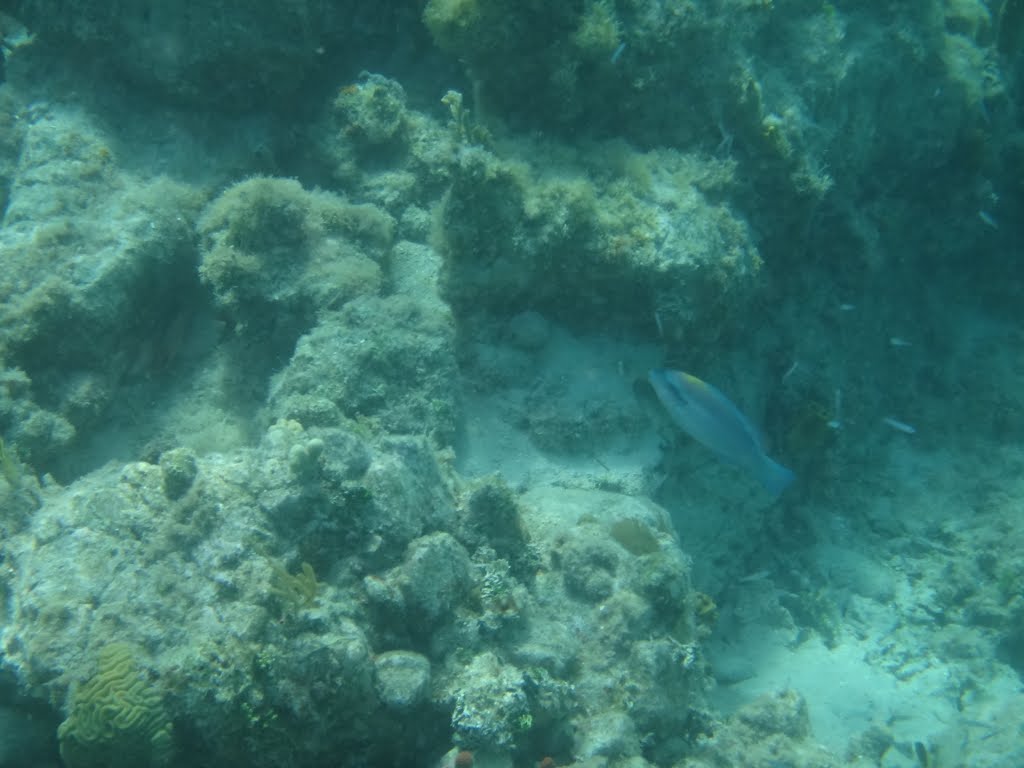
[680,372,707,391]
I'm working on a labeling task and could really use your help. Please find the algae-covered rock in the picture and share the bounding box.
[420,0,738,147]
[509,486,703,763]
[456,476,536,579]
[0,417,459,766]
[196,175,394,390]
[397,532,471,625]
[198,175,389,329]
[57,642,173,768]
[373,650,431,710]
[449,652,532,752]
[268,293,458,443]
[677,690,838,768]
[0,106,202,475]
[0,369,76,474]
[1,407,710,767]
[574,710,641,761]
[331,73,410,149]
[311,71,459,221]
[368,532,471,639]
[436,141,759,338]
[158,447,198,501]
[561,536,620,603]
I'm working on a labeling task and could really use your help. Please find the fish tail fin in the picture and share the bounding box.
[759,458,795,496]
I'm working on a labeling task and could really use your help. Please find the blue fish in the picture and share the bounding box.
[649,369,794,496]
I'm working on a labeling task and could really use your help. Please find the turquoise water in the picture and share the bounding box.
[0,2,1021,767]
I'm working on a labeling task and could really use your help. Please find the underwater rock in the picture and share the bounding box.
[436,141,759,337]
[158,447,198,500]
[513,485,704,764]
[0,417,463,766]
[449,653,531,752]
[267,294,458,443]
[197,176,388,358]
[396,532,472,626]
[374,651,431,710]
[456,476,536,579]
[678,689,840,768]
[560,536,620,603]
[390,240,444,297]
[0,106,200,476]
[574,710,641,760]
[332,72,409,148]
[317,72,457,209]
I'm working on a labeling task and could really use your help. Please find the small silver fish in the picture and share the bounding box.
[881,416,916,434]
[649,369,795,496]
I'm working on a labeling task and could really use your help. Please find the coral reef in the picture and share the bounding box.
[0,414,709,766]
[57,642,174,768]
[449,652,533,752]
[197,176,389,368]
[268,560,320,610]
[0,2,1020,766]
[435,140,757,339]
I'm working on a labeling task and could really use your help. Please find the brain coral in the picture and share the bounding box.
[57,642,174,768]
